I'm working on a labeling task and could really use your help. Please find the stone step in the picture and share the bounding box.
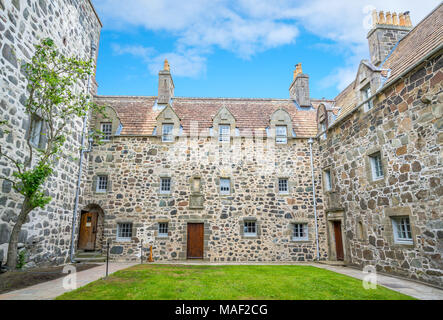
[317,260,348,266]
[75,256,106,262]
[75,251,102,257]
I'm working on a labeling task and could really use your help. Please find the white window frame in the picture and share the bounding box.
[30,116,43,148]
[160,177,171,194]
[162,124,174,142]
[101,122,112,141]
[117,223,132,241]
[275,125,287,144]
[362,85,373,111]
[369,152,384,181]
[220,178,231,195]
[278,178,289,194]
[320,121,327,140]
[219,124,230,143]
[292,223,308,241]
[243,221,257,237]
[96,175,108,193]
[158,222,169,237]
[324,169,332,191]
[392,217,413,245]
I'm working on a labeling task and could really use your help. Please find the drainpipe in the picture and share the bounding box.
[308,138,320,261]
[69,41,97,263]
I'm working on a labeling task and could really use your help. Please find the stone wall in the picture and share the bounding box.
[319,51,443,287]
[0,0,101,266]
[84,132,328,262]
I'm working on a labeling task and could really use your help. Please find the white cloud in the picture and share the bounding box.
[93,0,440,88]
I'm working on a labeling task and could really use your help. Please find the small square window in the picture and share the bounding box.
[219,125,230,142]
[293,223,308,241]
[117,223,132,241]
[158,222,168,237]
[369,152,384,180]
[276,125,287,144]
[101,122,112,141]
[324,169,332,191]
[278,178,288,194]
[392,217,413,244]
[30,116,43,148]
[243,221,256,236]
[220,178,230,195]
[162,124,174,142]
[160,177,171,193]
[96,175,108,193]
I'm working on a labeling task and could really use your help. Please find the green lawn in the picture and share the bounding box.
[56,264,414,300]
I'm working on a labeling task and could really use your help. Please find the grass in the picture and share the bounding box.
[56,264,415,300]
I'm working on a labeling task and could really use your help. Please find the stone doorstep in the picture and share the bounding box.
[316,260,348,267]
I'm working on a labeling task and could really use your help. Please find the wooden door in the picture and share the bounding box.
[333,221,344,261]
[78,212,98,251]
[187,223,204,259]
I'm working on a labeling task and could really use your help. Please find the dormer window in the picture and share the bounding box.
[101,122,112,141]
[320,121,327,140]
[362,85,373,111]
[219,124,230,143]
[276,125,287,144]
[162,124,174,142]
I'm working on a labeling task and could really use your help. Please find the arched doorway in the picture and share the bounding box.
[78,204,105,252]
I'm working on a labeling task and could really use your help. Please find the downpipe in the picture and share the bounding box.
[69,41,96,263]
[308,138,320,261]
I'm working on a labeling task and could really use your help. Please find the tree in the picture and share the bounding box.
[0,38,105,269]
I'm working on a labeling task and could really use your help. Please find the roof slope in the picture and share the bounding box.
[94,96,332,137]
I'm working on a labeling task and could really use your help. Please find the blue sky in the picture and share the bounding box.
[92,0,439,99]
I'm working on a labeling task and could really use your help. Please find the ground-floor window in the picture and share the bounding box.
[117,223,132,241]
[292,223,308,241]
[391,217,412,244]
[158,222,169,237]
[243,221,257,236]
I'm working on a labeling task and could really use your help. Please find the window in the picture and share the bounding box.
[357,221,364,240]
[362,85,373,110]
[192,177,201,193]
[158,222,168,237]
[117,223,132,241]
[276,125,287,144]
[220,178,230,195]
[324,169,332,191]
[293,223,308,241]
[30,116,43,148]
[278,178,288,194]
[392,217,413,244]
[160,177,171,193]
[101,122,112,141]
[369,152,384,180]
[219,125,230,142]
[96,175,108,193]
[162,124,173,142]
[320,121,327,140]
[243,221,256,236]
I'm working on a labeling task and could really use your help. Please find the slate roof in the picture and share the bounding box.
[94,96,333,138]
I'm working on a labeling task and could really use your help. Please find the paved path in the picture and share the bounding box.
[0,262,136,300]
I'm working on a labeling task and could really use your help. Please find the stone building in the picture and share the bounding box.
[0,0,101,265]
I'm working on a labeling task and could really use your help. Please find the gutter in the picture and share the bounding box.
[69,41,97,263]
[308,138,320,261]
[325,43,443,134]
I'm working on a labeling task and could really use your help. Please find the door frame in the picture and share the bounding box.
[78,211,98,251]
[186,223,204,259]
[180,220,210,260]
[326,211,347,262]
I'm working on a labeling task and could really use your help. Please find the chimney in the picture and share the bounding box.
[158,59,174,105]
[289,63,310,107]
[367,9,413,67]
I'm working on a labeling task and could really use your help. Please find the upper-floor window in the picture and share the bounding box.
[275,125,287,144]
[278,178,288,194]
[220,178,231,195]
[292,223,308,241]
[117,223,132,241]
[391,217,413,245]
[362,85,373,111]
[101,122,112,141]
[219,125,230,142]
[369,152,383,181]
[320,121,327,140]
[160,177,171,193]
[30,116,44,148]
[324,169,332,191]
[96,175,108,193]
[158,222,169,237]
[243,221,257,236]
[162,124,174,142]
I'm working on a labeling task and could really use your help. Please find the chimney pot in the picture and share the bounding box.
[386,12,392,25]
[379,11,386,24]
[392,12,399,26]
[399,13,406,26]
[372,10,378,27]
[404,12,412,27]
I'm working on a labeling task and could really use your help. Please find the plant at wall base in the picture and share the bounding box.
[17,250,26,270]
[0,38,106,269]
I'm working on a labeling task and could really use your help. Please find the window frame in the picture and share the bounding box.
[116,222,133,242]
[100,122,112,141]
[158,222,169,237]
[96,175,108,193]
[160,177,171,194]
[391,217,413,245]
[369,152,384,181]
[362,85,373,111]
[220,178,231,195]
[29,116,43,148]
[161,123,174,142]
[275,125,288,144]
[278,178,289,194]
[324,169,332,192]
[292,223,309,241]
[218,124,231,143]
[243,221,257,237]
